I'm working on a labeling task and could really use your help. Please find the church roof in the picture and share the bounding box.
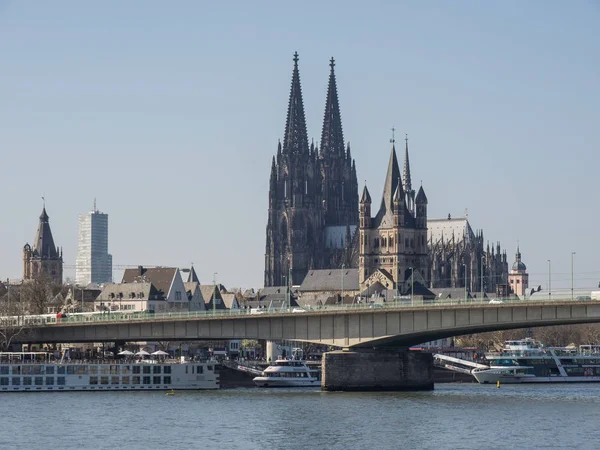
[416,186,428,204]
[283,52,309,155]
[320,57,345,158]
[32,206,59,259]
[403,136,412,194]
[299,268,359,292]
[428,217,475,246]
[373,146,403,227]
[187,266,200,283]
[360,185,371,203]
[122,267,177,298]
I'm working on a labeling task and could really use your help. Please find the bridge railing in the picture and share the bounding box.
[5,295,598,328]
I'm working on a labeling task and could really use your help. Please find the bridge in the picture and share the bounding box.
[16,297,600,347]
[11,297,600,392]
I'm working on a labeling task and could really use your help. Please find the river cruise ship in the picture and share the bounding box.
[0,352,219,392]
[471,339,600,384]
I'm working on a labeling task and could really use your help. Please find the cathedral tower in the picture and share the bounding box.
[23,206,63,284]
[264,53,322,286]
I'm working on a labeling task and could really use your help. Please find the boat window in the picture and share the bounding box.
[111,376,119,385]
[153,376,161,384]
[0,366,8,375]
[143,366,151,374]
[153,366,161,374]
[132,376,140,385]
[12,366,21,375]
[101,366,109,375]
[45,366,54,375]
[57,366,65,375]
[163,366,171,374]
[143,376,151,385]
[164,376,171,384]
[35,376,43,386]
[101,376,109,385]
[12,377,20,386]
[132,366,140,374]
[0,378,8,385]
[122,376,130,385]
[23,377,32,385]
[197,366,204,374]
[121,366,130,375]
[90,376,98,385]
[207,365,213,371]
[46,377,54,385]
[89,366,98,375]
[110,365,118,375]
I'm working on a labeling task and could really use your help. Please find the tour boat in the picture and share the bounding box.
[470,339,600,384]
[253,358,320,387]
[0,352,219,392]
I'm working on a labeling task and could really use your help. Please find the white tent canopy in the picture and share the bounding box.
[151,350,169,356]
[118,350,134,356]
[135,350,150,356]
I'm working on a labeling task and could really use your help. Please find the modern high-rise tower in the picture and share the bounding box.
[75,201,112,286]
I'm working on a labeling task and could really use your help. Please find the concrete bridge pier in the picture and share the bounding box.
[321,348,434,392]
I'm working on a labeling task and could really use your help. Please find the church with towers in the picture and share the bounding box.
[264,53,509,296]
[23,205,63,285]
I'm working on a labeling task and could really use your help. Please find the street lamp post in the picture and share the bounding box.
[341,264,345,304]
[547,260,551,300]
[212,272,218,314]
[571,252,576,301]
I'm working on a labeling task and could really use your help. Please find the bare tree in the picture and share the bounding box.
[20,275,55,314]
[0,288,29,351]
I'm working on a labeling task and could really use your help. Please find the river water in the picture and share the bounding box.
[2,384,600,450]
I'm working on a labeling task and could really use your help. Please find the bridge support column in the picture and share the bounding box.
[321,348,434,392]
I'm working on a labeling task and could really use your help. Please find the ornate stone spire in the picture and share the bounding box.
[374,144,403,226]
[33,206,58,258]
[283,52,309,155]
[403,134,412,194]
[320,57,345,158]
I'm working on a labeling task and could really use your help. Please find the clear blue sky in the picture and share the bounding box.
[1,1,598,292]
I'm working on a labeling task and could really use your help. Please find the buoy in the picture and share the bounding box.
[496,380,501,388]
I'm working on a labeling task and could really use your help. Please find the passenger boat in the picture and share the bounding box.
[471,339,600,384]
[0,352,219,392]
[253,357,320,388]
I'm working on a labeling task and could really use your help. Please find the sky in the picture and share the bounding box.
[0,1,598,292]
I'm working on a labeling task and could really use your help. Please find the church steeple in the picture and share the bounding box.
[33,206,58,259]
[374,144,403,226]
[403,134,412,194]
[320,57,345,158]
[283,52,309,155]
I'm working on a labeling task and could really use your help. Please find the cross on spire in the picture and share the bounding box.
[293,51,299,66]
[329,57,335,70]
[390,127,396,145]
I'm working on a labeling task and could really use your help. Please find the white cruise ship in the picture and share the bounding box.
[0,352,219,392]
[471,339,600,384]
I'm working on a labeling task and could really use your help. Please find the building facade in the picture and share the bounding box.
[508,246,528,297]
[264,53,358,287]
[75,202,112,286]
[23,207,63,284]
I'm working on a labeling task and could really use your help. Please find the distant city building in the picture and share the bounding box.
[75,202,112,286]
[263,53,510,294]
[23,206,63,284]
[508,246,529,297]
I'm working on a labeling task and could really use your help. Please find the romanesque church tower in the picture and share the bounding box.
[358,139,429,291]
[264,54,359,287]
[23,206,63,284]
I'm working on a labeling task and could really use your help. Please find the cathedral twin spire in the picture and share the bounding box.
[283,52,309,155]
[320,57,345,159]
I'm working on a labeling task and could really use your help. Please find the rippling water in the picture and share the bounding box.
[3,384,600,449]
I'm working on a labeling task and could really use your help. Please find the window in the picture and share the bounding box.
[207,365,213,371]
[163,366,171,374]
[175,291,182,301]
[132,376,140,385]
[121,366,131,375]
[143,376,151,385]
[101,376,109,385]
[153,366,161,374]
[89,366,98,375]
[143,366,151,374]
[0,378,8,386]
[12,377,20,386]
[122,376,130,385]
[111,376,119,385]
[197,366,204,374]
[0,366,8,375]
[164,376,171,385]
[90,377,98,385]
[374,238,379,248]
[35,377,43,386]
[132,366,140,374]
[153,376,161,384]
[46,377,54,385]
[23,377,32,385]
